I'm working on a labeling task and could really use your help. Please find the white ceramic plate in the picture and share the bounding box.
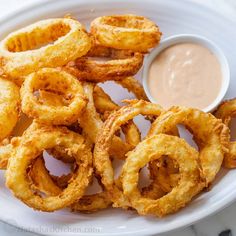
[0,0,236,235]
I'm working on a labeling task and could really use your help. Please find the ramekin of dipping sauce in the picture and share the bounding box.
[143,34,230,112]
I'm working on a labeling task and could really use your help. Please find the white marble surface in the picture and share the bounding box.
[0,0,235,236]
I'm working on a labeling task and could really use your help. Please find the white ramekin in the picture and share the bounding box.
[142,34,230,113]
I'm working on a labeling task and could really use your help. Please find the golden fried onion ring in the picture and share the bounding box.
[64,45,143,82]
[116,77,148,101]
[91,15,161,52]
[94,100,164,208]
[30,149,110,213]
[0,78,20,141]
[0,114,32,169]
[149,106,229,185]
[93,85,142,147]
[0,144,12,169]
[28,85,141,212]
[6,122,93,212]
[0,18,91,83]
[29,156,112,213]
[80,83,141,160]
[21,68,87,125]
[214,98,236,168]
[121,134,201,217]
[0,78,20,169]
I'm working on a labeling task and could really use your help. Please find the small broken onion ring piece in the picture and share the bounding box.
[93,85,119,113]
[121,134,201,217]
[21,68,87,125]
[116,77,148,101]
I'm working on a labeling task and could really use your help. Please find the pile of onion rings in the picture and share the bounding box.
[0,13,233,218]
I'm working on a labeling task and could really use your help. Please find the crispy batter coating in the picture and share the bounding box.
[29,142,112,213]
[93,76,148,114]
[149,157,179,193]
[93,85,119,113]
[6,122,93,212]
[29,157,62,196]
[0,18,91,84]
[91,15,161,52]
[0,78,20,168]
[121,134,201,217]
[0,78,20,141]
[1,13,229,218]
[21,68,87,125]
[64,45,143,82]
[28,85,141,213]
[93,100,164,208]
[149,106,230,185]
[116,77,148,101]
[79,83,141,160]
[214,98,236,168]
[30,155,112,212]
[0,143,12,169]
[0,114,32,169]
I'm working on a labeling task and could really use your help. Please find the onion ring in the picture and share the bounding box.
[21,68,87,125]
[116,77,148,101]
[93,75,148,114]
[29,156,112,212]
[0,114,32,169]
[121,134,201,217]
[93,85,142,147]
[0,78,20,141]
[28,128,112,213]
[6,122,93,212]
[90,15,161,52]
[28,85,141,212]
[148,106,229,185]
[28,157,63,196]
[0,18,91,83]
[0,144,13,169]
[93,100,164,208]
[79,83,141,160]
[64,45,143,82]
[214,98,236,168]
[0,78,20,169]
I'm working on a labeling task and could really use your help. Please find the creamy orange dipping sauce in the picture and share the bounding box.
[148,42,222,110]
